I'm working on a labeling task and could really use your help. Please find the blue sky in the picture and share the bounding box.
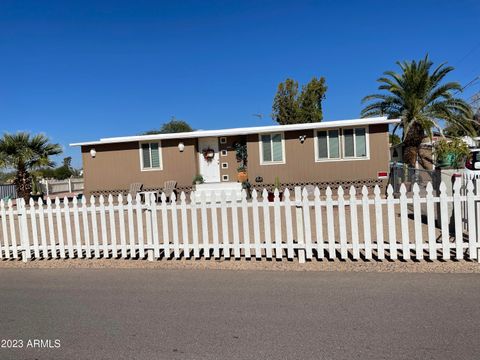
[1,0,479,168]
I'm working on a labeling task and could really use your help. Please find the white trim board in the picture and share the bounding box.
[70,117,399,147]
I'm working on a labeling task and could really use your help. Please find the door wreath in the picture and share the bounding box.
[202,148,215,162]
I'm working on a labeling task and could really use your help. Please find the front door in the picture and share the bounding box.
[198,137,221,183]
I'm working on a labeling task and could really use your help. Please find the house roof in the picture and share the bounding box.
[70,116,400,147]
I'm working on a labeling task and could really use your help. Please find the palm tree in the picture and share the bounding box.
[361,55,473,167]
[0,133,62,200]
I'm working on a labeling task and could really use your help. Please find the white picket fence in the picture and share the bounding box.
[1,180,479,263]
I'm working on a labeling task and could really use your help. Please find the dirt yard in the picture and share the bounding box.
[0,257,479,273]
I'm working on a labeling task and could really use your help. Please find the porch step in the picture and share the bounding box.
[194,182,242,202]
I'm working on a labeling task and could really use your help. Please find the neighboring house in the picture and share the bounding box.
[390,134,480,171]
[71,116,399,195]
[390,133,443,170]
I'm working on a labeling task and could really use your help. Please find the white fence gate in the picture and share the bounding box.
[1,181,479,263]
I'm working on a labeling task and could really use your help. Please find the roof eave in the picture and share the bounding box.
[70,117,400,147]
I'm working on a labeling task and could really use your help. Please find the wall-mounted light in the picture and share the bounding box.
[178,142,185,152]
[90,148,97,158]
[299,135,307,143]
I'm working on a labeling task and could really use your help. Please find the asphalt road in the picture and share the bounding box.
[0,269,478,360]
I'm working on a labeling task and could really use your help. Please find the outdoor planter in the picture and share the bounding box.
[237,171,248,183]
[403,181,412,192]
[267,191,283,202]
[30,194,44,202]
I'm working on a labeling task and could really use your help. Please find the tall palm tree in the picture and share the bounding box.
[0,133,62,200]
[361,55,473,167]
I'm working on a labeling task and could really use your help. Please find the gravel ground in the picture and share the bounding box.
[1,257,479,273]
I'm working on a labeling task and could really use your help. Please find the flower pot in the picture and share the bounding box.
[30,194,44,202]
[403,181,412,192]
[237,171,248,183]
[267,191,283,202]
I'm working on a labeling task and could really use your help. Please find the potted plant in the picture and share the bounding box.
[267,177,283,202]
[237,165,248,183]
[234,142,247,164]
[241,180,252,199]
[193,174,204,185]
[30,177,44,202]
[434,138,469,169]
[234,141,248,182]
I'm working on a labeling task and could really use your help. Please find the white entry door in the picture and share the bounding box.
[198,137,221,183]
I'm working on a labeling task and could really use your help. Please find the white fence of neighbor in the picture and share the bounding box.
[40,178,84,196]
[0,180,479,263]
[0,184,17,200]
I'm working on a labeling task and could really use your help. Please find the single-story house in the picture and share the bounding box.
[71,116,400,195]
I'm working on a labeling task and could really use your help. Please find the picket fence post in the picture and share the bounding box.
[18,198,30,262]
[476,179,480,262]
[349,186,360,260]
[0,200,10,259]
[284,188,294,260]
[145,194,154,261]
[294,187,305,264]
[466,180,476,260]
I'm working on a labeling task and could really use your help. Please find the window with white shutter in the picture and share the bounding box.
[260,133,285,164]
[140,142,163,170]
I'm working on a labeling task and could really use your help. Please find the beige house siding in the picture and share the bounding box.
[246,124,390,185]
[218,135,242,182]
[81,138,198,195]
[80,124,390,194]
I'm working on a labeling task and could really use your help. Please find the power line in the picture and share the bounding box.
[470,94,480,105]
[462,76,480,90]
[455,40,480,67]
[454,75,480,95]
[452,41,480,97]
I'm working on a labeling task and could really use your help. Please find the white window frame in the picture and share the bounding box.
[342,127,370,160]
[259,132,286,165]
[221,162,228,169]
[222,174,229,181]
[314,129,342,162]
[220,137,227,144]
[220,149,228,157]
[139,141,163,171]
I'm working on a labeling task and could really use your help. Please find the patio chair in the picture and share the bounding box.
[128,182,143,198]
[162,180,177,202]
[304,185,316,200]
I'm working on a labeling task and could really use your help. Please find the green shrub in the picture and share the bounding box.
[434,138,470,169]
[192,174,204,184]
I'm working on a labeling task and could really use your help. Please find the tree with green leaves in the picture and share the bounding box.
[361,55,473,167]
[389,133,401,146]
[444,92,480,137]
[34,156,82,180]
[0,133,62,200]
[143,117,194,135]
[272,77,327,124]
[272,79,300,124]
[0,170,15,184]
